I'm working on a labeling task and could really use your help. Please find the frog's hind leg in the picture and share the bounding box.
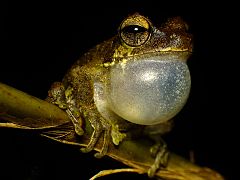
[46,82,84,136]
[148,138,169,177]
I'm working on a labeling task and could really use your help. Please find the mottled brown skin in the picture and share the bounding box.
[47,13,192,177]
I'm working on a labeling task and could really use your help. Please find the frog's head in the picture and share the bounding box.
[105,13,192,125]
[113,13,192,62]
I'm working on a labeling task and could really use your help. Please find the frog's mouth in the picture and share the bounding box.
[119,51,192,63]
[114,50,192,64]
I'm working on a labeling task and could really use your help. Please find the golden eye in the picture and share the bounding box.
[119,14,151,47]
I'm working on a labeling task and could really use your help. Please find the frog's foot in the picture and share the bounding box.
[148,141,169,178]
[80,117,112,159]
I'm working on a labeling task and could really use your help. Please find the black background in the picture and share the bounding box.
[1,1,238,179]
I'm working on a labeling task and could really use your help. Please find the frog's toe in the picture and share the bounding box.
[94,152,105,158]
[148,142,169,177]
[80,142,97,154]
[75,126,84,136]
[80,147,92,153]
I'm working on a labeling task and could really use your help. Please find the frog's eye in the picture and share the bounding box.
[119,14,151,47]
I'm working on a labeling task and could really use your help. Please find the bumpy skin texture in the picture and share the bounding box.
[47,13,192,177]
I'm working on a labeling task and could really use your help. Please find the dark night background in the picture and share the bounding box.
[1,1,238,180]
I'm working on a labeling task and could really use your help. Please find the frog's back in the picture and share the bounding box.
[72,36,119,68]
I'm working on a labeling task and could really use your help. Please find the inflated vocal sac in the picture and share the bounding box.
[106,59,191,125]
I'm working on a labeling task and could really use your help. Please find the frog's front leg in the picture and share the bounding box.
[63,66,127,158]
[46,82,84,136]
[47,81,112,157]
[80,106,112,158]
[65,107,84,136]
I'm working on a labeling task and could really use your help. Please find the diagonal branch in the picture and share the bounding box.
[0,82,224,180]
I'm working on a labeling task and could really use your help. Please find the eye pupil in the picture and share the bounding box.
[122,25,147,34]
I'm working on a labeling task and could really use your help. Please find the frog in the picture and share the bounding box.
[46,13,192,177]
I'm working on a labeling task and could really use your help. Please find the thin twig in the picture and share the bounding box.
[0,82,225,180]
[90,168,145,180]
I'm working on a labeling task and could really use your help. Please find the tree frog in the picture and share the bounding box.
[47,13,192,177]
